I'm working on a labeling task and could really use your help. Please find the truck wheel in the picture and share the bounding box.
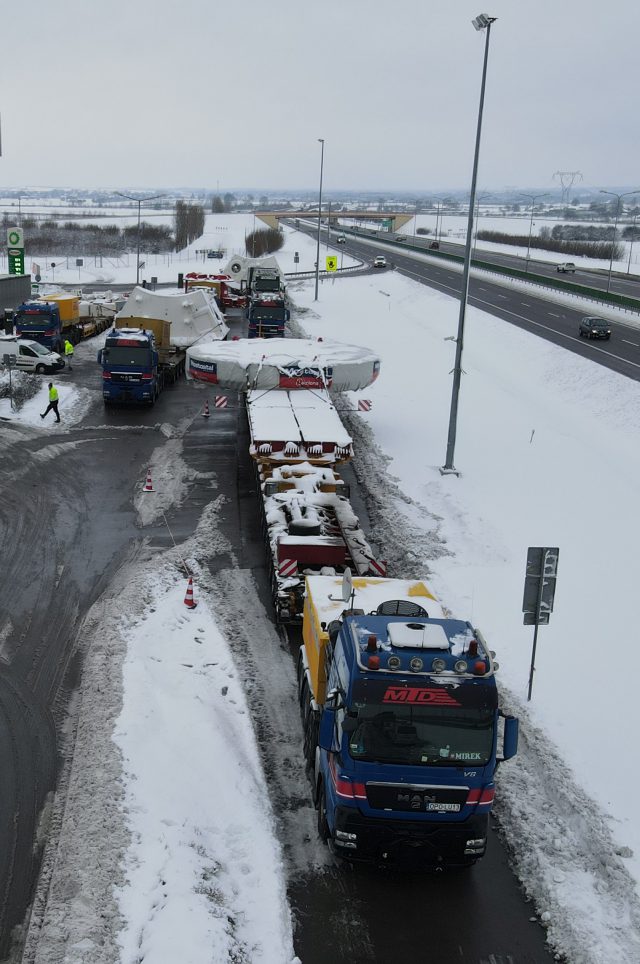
[317,782,330,843]
[36,364,46,374]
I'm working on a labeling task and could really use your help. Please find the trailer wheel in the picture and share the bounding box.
[317,781,330,843]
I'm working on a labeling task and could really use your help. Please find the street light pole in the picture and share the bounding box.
[442,13,497,476]
[519,192,549,274]
[314,138,325,301]
[627,213,639,274]
[116,191,166,286]
[600,189,640,293]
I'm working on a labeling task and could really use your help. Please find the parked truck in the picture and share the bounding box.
[98,319,186,405]
[246,294,290,338]
[298,574,519,868]
[14,295,82,352]
[183,273,247,310]
[247,266,284,296]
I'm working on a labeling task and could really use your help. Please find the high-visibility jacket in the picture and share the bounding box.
[49,386,59,402]
[64,340,74,356]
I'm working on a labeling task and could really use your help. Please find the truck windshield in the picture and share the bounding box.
[103,346,151,366]
[17,313,51,326]
[346,704,494,767]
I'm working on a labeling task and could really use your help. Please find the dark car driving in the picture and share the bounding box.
[579,317,611,340]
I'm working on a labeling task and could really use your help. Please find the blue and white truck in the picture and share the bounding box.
[98,323,185,405]
[298,574,518,868]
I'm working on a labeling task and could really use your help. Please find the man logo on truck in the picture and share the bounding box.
[382,685,460,706]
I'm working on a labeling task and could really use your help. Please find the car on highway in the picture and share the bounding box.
[336,235,346,244]
[578,317,612,340]
[557,262,576,273]
[0,335,65,373]
[374,256,387,268]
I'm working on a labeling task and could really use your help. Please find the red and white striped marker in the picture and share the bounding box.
[184,576,197,609]
[368,559,387,577]
[215,396,228,409]
[143,468,154,492]
[278,559,298,578]
[358,399,372,412]
[202,399,210,418]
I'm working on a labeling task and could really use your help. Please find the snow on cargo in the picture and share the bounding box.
[116,286,228,347]
[247,388,353,464]
[186,337,380,391]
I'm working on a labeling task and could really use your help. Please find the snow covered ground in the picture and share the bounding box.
[10,214,640,964]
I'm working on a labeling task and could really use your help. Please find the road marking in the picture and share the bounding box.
[521,302,531,307]
[623,339,639,347]
[548,312,560,317]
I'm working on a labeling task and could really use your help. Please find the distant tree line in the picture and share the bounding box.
[245,227,284,258]
[210,193,237,213]
[174,201,205,251]
[3,215,174,255]
[476,229,623,261]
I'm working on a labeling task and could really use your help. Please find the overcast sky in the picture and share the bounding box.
[1,0,637,195]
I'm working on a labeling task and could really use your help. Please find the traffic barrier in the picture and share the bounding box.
[143,469,154,492]
[202,399,210,418]
[215,396,228,409]
[184,576,197,608]
[358,399,372,411]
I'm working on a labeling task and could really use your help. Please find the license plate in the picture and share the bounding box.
[426,802,460,812]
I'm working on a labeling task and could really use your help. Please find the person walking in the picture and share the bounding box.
[41,383,61,423]
[64,338,74,370]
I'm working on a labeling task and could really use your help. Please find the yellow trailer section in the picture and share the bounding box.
[116,316,171,348]
[39,294,80,322]
[303,575,441,705]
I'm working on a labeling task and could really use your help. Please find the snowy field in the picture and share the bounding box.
[6,215,640,964]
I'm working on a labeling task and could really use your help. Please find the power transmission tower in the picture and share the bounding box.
[553,171,583,204]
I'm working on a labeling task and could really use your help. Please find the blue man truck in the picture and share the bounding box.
[98,321,185,405]
[246,294,290,338]
[298,575,518,868]
[14,296,82,353]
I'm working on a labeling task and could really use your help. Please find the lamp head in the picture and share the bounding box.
[472,13,496,30]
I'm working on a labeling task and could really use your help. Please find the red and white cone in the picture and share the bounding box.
[202,399,210,418]
[184,576,197,609]
[143,468,154,492]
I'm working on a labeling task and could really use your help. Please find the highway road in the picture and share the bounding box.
[296,222,640,384]
[356,227,640,300]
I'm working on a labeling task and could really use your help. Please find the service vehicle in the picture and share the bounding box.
[374,256,387,268]
[579,316,612,340]
[556,262,576,273]
[0,336,64,374]
[298,574,519,868]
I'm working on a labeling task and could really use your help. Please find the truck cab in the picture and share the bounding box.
[246,295,290,338]
[300,576,518,868]
[99,327,159,405]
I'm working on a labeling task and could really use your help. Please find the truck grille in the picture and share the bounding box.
[366,783,468,814]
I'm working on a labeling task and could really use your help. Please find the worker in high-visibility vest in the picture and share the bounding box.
[40,383,61,423]
[64,338,74,370]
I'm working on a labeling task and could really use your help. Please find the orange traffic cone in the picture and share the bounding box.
[202,399,210,418]
[143,468,154,492]
[184,576,197,609]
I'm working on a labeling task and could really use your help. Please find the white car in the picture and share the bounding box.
[0,336,65,374]
[336,235,346,244]
[556,262,576,273]
[374,256,387,268]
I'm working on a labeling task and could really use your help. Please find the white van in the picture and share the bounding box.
[0,336,65,374]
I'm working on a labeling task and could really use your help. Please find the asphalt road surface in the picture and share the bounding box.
[0,312,553,963]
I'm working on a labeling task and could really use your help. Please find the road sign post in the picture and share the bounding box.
[326,255,337,272]
[522,546,559,700]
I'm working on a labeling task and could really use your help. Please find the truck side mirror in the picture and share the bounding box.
[319,707,336,751]
[502,715,519,761]
[153,351,159,366]
[97,349,102,364]
[285,309,290,322]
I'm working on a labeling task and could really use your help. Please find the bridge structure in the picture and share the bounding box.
[255,211,414,233]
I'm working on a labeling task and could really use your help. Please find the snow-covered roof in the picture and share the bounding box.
[305,575,444,625]
[248,389,352,459]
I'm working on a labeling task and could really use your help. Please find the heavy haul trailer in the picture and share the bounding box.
[183,273,247,309]
[298,575,519,868]
[247,388,384,622]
